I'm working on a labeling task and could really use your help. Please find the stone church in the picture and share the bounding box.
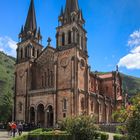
[14,0,122,127]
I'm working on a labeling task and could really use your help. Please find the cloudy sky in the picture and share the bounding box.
[0,0,140,77]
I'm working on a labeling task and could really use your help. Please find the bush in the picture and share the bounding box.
[94,132,100,139]
[114,135,128,140]
[12,135,28,140]
[12,134,73,140]
[100,133,109,140]
[60,116,98,140]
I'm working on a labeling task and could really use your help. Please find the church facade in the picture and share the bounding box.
[14,0,122,127]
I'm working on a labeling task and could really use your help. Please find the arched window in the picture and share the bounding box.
[50,71,53,87]
[56,32,59,47]
[68,30,71,44]
[63,98,67,110]
[42,75,44,87]
[21,48,23,59]
[77,33,79,45]
[81,36,83,49]
[48,69,50,87]
[32,47,35,57]
[45,72,47,87]
[25,47,28,58]
[62,33,65,46]
[91,101,94,112]
[81,98,84,110]
[37,50,40,57]
[19,102,22,112]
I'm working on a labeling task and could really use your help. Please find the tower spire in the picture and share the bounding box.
[25,0,37,32]
[59,0,84,25]
[19,0,42,42]
[65,0,79,14]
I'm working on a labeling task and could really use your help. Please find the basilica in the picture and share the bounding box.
[14,0,123,127]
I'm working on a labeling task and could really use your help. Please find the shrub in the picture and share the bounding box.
[114,135,128,140]
[60,115,98,140]
[12,135,28,140]
[100,133,109,140]
[94,132,100,139]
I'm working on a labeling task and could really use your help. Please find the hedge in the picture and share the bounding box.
[12,134,73,140]
[100,133,109,140]
[114,135,128,140]
[12,135,28,140]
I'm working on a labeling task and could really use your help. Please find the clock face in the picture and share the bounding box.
[60,57,69,68]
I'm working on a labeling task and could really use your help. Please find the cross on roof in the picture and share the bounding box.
[47,37,51,46]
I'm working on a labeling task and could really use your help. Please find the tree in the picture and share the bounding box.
[60,115,99,140]
[0,92,13,122]
[113,94,140,140]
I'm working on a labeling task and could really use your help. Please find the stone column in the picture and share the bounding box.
[53,94,56,126]
[44,110,47,127]
[106,105,109,123]
[35,109,37,125]
[28,108,30,123]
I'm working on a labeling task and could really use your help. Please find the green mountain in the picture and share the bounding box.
[0,51,15,95]
[120,73,140,96]
[0,51,15,121]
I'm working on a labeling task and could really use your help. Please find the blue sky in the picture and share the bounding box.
[0,0,140,77]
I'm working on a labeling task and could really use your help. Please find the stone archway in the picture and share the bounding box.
[30,107,35,123]
[46,105,53,127]
[37,104,45,127]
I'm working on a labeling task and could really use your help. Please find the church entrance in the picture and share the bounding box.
[37,104,45,127]
[46,105,53,127]
[30,107,35,123]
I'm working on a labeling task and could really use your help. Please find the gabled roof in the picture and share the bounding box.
[35,46,55,66]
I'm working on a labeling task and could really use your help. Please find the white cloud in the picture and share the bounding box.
[118,29,140,69]
[0,36,17,57]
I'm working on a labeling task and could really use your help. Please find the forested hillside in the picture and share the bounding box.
[0,51,15,121]
[121,73,140,96]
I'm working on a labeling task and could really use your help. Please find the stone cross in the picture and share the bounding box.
[47,37,51,46]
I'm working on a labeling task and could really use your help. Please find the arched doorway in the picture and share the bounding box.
[30,107,35,123]
[46,105,53,127]
[37,104,45,127]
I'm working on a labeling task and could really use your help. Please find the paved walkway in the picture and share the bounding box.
[107,132,115,140]
[0,131,11,140]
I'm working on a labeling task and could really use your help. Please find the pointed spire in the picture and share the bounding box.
[59,0,85,25]
[25,0,37,32]
[60,6,64,17]
[65,0,79,14]
[20,25,24,33]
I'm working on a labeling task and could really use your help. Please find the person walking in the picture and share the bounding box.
[11,122,17,137]
[17,122,23,136]
[7,122,12,136]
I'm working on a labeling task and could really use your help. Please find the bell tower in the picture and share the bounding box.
[17,0,42,63]
[15,0,43,122]
[56,0,87,54]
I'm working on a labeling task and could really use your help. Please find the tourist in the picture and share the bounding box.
[17,122,23,136]
[11,122,17,137]
[7,122,12,136]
